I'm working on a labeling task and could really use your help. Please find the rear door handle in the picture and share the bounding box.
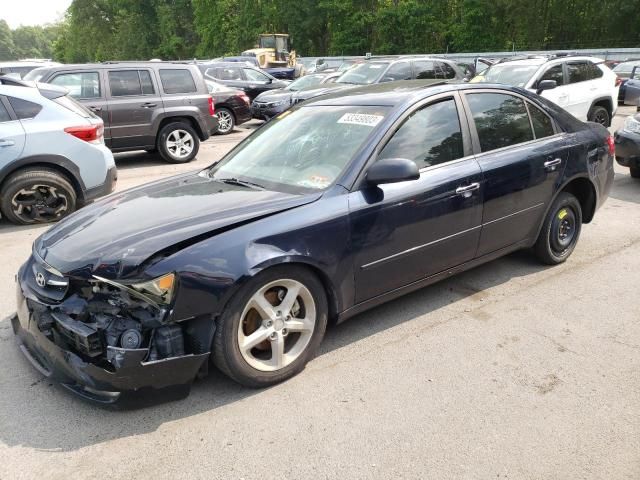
[0,139,15,147]
[141,103,157,108]
[455,182,480,197]
[544,158,562,171]
[88,106,102,112]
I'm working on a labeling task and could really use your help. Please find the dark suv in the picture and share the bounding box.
[24,62,218,163]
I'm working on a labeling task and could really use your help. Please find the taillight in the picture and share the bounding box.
[606,135,615,156]
[208,96,215,116]
[64,124,103,144]
[615,76,622,87]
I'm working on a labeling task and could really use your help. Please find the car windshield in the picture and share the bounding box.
[473,64,540,87]
[209,105,389,192]
[337,62,389,84]
[286,75,324,91]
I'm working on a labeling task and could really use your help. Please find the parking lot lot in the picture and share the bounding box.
[0,109,639,479]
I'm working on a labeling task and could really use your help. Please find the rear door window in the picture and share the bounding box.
[379,98,464,168]
[109,70,143,96]
[567,61,602,83]
[140,70,155,94]
[243,68,270,82]
[159,69,197,94]
[528,102,555,138]
[7,97,42,119]
[50,71,101,99]
[437,62,458,79]
[466,93,534,152]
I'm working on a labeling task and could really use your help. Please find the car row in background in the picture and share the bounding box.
[197,61,289,101]
[472,55,619,126]
[24,62,218,163]
[0,76,116,225]
[251,56,466,120]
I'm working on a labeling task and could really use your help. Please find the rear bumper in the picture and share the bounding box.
[614,129,640,167]
[12,265,209,407]
[82,165,117,204]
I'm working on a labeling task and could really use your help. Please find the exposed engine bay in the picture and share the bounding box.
[31,278,197,370]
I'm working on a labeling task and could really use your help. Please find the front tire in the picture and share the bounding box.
[630,165,640,179]
[534,192,582,265]
[215,108,235,135]
[0,168,77,225]
[157,121,200,164]
[213,266,328,388]
[587,105,610,127]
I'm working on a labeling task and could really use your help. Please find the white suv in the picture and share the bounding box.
[474,56,619,126]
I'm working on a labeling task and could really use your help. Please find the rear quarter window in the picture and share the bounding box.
[159,69,197,94]
[7,97,42,119]
[52,95,93,118]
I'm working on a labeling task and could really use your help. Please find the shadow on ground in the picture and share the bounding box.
[0,250,546,452]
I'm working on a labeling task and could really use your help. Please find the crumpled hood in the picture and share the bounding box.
[36,172,321,279]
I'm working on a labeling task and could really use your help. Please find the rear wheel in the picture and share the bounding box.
[213,266,328,387]
[157,121,200,163]
[0,168,77,225]
[215,108,235,135]
[587,105,610,126]
[630,165,640,179]
[534,192,582,265]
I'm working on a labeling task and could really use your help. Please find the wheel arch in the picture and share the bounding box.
[157,115,206,140]
[0,155,86,203]
[559,176,597,223]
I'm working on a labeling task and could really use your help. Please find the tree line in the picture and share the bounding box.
[1,0,640,63]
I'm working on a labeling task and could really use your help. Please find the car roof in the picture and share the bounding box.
[32,62,196,71]
[303,80,532,108]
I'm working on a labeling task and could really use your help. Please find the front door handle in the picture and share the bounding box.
[88,106,102,112]
[141,102,157,108]
[0,139,15,147]
[455,182,480,197]
[544,158,562,171]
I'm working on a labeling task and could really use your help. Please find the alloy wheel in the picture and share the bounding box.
[216,110,234,134]
[10,184,69,224]
[166,129,194,159]
[237,278,316,372]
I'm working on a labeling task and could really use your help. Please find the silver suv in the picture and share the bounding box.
[0,77,116,225]
[25,62,218,163]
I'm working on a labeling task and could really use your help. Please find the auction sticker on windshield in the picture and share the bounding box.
[337,113,385,127]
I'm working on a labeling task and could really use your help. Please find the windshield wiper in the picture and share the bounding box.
[215,177,266,190]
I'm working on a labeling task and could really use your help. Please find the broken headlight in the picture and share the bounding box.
[93,273,176,309]
[130,273,176,305]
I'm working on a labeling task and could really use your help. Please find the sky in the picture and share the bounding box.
[2,0,72,28]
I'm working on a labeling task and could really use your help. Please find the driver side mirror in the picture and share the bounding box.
[536,79,557,95]
[366,158,419,185]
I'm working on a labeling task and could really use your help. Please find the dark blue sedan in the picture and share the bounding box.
[12,81,614,405]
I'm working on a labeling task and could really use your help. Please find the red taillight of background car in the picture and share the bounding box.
[64,124,104,144]
[208,96,215,116]
[240,94,250,106]
[615,76,623,87]
[606,135,615,156]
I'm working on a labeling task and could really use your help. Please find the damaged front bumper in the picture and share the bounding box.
[12,260,211,406]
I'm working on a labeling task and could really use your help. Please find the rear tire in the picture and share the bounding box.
[587,105,610,127]
[534,192,582,265]
[157,121,200,164]
[215,108,235,135]
[212,265,328,388]
[630,165,640,179]
[0,168,77,225]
